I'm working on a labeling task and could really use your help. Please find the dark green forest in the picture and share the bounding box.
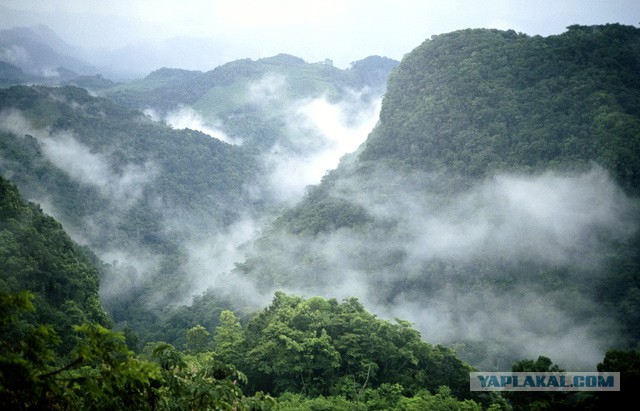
[1,177,503,409]
[2,24,640,409]
[238,23,640,366]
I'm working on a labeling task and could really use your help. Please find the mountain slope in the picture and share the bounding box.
[102,54,397,113]
[235,24,640,370]
[0,85,260,336]
[0,50,399,346]
[0,176,111,353]
[102,55,398,150]
[362,25,640,192]
[0,25,96,82]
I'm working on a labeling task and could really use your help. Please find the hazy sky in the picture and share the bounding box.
[1,0,639,68]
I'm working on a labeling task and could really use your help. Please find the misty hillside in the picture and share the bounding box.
[101,54,398,151]
[2,177,497,410]
[0,85,262,329]
[0,50,398,343]
[0,25,97,83]
[2,20,640,409]
[235,24,640,370]
[102,54,397,111]
[0,176,111,354]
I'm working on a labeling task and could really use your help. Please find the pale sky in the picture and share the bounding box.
[1,0,639,70]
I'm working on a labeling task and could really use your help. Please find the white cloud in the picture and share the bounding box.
[247,73,287,104]
[0,45,29,66]
[165,106,242,145]
[242,165,638,369]
[262,90,381,203]
[0,109,157,204]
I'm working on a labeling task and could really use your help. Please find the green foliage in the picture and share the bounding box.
[395,386,484,411]
[214,310,246,367]
[238,25,640,375]
[149,343,250,410]
[593,349,640,410]
[0,287,277,410]
[186,324,213,354]
[0,177,111,354]
[272,385,486,411]
[511,356,562,373]
[362,24,640,194]
[0,289,162,410]
[276,191,373,235]
[503,355,626,411]
[275,392,362,410]
[0,84,260,343]
[238,292,475,400]
[102,54,397,115]
[100,54,398,152]
[3,26,639,411]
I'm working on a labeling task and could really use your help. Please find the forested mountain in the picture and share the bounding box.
[0,85,261,337]
[235,24,640,371]
[0,52,398,344]
[0,177,110,352]
[362,24,640,192]
[102,54,397,112]
[101,54,397,152]
[1,177,632,410]
[2,23,640,409]
[1,177,496,409]
[0,25,96,84]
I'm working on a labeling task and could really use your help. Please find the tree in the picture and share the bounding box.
[595,349,640,409]
[0,289,162,410]
[186,324,212,354]
[214,310,245,367]
[507,356,568,411]
[240,292,475,399]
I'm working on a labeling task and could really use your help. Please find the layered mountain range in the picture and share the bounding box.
[1,24,639,397]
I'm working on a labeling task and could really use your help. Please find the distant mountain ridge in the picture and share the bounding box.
[101,53,397,112]
[0,48,399,344]
[0,25,97,81]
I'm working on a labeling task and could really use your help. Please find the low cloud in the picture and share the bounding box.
[247,73,287,104]
[0,45,29,67]
[43,134,156,202]
[335,166,636,266]
[0,109,157,205]
[234,165,638,370]
[164,106,242,145]
[261,89,382,203]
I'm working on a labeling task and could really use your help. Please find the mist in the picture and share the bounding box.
[65,64,634,371]
[162,106,242,145]
[0,109,157,205]
[338,167,637,266]
[245,73,382,203]
[176,77,384,300]
[2,76,635,372]
[3,1,639,75]
[228,164,638,370]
